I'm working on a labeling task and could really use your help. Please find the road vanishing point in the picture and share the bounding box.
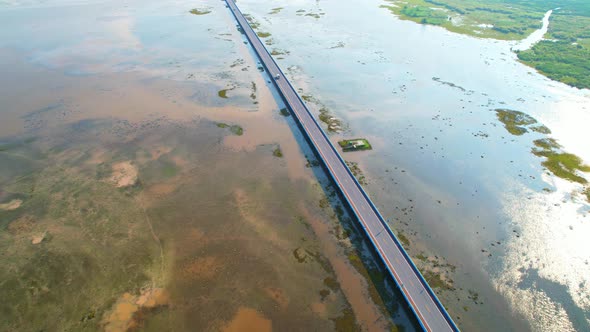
[224,1,459,330]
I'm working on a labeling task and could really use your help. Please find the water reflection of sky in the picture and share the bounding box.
[236,0,590,329]
[1,0,589,330]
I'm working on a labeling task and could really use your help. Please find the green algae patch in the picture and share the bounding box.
[216,123,244,136]
[268,7,283,15]
[243,14,261,30]
[273,146,283,158]
[532,138,590,184]
[271,48,290,56]
[256,31,271,38]
[218,88,232,99]
[338,139,372,152]
[530,125,551,134]
[534,151,590,184]
[532,138,560,150]
[495,109,538,136]
[218,85,237,99]
[189,8,211,15]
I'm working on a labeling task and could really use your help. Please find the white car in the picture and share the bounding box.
[274,74,280,80]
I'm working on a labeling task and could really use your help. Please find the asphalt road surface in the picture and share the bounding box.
[224,1,459,330]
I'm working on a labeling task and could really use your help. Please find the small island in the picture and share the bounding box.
[338,138,372,152]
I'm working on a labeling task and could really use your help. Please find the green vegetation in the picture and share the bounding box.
[495,109,540,136]
[395,230,410,248]
[218,88,232,99]
[345,161,367,185]
[216,123,244,136]
[273,146,283,158]
[271,48,290,56]
[249,82,257,104]
[268,7,283,15]
[533,139,590,184]
[338,139,372,152]
[380,0,545,40]
[279,107,290,117]
[423,270,454,290]
[517,40,590,89]
[381,0,590,89]
[256,31,271,38]
[494,109,590,203]
[189,8,211,15]
[243,13,261,30]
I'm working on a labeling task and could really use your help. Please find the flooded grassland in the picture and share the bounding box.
[0,0,417,331]
[233,0,590,330]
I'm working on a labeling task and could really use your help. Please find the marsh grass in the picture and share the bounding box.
[216,123,244,136]
[272,146,283,158]
[495,109,538,136]
[189,8,211,15]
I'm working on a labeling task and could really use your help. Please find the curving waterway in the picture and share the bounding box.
[512,9,554,52]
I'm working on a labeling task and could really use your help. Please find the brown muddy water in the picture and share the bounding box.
[0,0,416,331]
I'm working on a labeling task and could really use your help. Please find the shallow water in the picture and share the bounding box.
[0,0,414,330]
[512,9,553,52]
[233,0,590,330]
[2,0,589,331]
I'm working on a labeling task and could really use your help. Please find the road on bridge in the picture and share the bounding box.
[224,1,459,330]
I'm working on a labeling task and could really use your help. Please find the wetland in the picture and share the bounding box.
[2,0,590,331]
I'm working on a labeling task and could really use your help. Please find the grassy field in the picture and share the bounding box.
[381,0,590,89]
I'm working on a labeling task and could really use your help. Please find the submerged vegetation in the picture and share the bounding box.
[495,109,544,136]
[495,109,590,203]
[533,139,590,185]
[381,0,590,89]
[189,8,211,15]
[345,161,367,185]
[268,7,283,15]
[272,146,283,158]
[218,87,234,99]
[256,31,271,38]
[216,122,244,136]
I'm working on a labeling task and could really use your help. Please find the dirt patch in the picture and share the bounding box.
[135,288,170,309]
[150,146,172,160]
[147,183,178,196]
[31,232,47,245]
[110,161,138,188]
[0,199,22,211]
[222,307,272,332]
[103,293,139,332]
[102,288,170,332]
[265,287,289,309]
[179,256,222,280]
